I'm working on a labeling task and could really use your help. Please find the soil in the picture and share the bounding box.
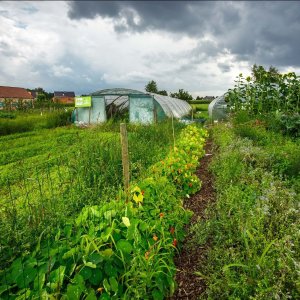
[170,139,215,300]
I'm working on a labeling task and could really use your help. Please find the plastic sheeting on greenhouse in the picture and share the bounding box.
[208,93,229,121]
[72,88,192,124]
[150,93,191,118]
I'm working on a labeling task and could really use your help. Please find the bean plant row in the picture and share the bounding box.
[0,122,184,267]
[0,124,208,299]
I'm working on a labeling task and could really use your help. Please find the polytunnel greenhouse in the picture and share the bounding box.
[208,93,229,121]
[72,88,192,124]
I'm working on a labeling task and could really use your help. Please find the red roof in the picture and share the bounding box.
[0,86,34,99]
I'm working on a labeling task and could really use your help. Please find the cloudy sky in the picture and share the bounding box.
[0,1,299,97]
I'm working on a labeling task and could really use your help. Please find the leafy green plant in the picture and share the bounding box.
[192,123,299,299]
[0,124,208,299]
[226,68,300,137]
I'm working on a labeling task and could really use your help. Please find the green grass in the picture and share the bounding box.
[0,110,71,135]
[0,124,207,300]
[191,103,209,111]
[191,103,209,120]
[0,121,185,265]
[192,121,300,299]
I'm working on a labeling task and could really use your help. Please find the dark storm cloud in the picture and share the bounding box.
[68,1,300,68]
[68,1,220,35]
[222,2,300,67]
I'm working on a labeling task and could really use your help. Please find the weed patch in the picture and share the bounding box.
[192,123,299,299]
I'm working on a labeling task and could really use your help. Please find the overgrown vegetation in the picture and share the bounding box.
[192,118,299,299]
[0,121,185,265]
[0,124,208,299]
[0,110,72,135]
[226,65,300,137]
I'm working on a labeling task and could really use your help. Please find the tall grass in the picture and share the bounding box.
[0,120,184,265]
[0,110,71,136]
[192,122,299,299]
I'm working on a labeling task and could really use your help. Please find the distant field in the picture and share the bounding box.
[192,103,209,119]
[0,110,71,135]
[192,103,209,111]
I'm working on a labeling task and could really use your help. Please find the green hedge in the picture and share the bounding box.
[0,111,71,135]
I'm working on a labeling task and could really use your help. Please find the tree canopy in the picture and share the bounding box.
[170,89,193,101]
[145,80,158,93]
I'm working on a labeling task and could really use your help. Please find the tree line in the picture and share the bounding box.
[145,80,195,101]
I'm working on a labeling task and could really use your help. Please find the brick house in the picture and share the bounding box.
[0,86,34,110]
[53,91,75,104]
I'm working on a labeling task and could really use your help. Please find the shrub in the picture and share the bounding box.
[44,110,72,128]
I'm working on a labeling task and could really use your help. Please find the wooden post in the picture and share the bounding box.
[120,123,130,192]
[171,113,176,149]
[153,107,157,123]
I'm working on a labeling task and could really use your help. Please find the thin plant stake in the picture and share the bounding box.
[171,113,176,149]
[120,123,130,192]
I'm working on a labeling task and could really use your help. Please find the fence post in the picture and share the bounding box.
[171,113,176,149]
[120,123,130,192]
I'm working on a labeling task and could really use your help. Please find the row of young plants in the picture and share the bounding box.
[192,118,299,299]
[0,124,208,299]
[1,122,184,267]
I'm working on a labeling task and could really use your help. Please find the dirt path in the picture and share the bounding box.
[170,140,215,299]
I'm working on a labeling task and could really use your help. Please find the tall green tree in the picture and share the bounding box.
[170,89,193,101]
[145,80,158,93]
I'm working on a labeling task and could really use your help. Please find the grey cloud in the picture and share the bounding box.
[68,1,219,36]
[68,1,300,68]
[0,10,9,17]
[21,5,38,14]
[218,63,231,73]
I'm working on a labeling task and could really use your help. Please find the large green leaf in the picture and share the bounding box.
[79,266,92,280]
[116,240,133,255]
[104,210,116,220]
[84,262,97,269]
[62,247,78,260]
[15,289,31,300]
[121,217,130,227]
[109,277,118,293]
[16,266,37,289]
[139,221,149,232]
[33,271,45,291]
[23,257,37,269]
[100,292,111,300]
[103,278,110,292]
[104,262,117,277]
[47,266,66,291]
[101,249,113,259]
[88,269,103,286]
[66,284,83,300]
[86,289,97,300]
[88,252,103,265]
[11,258,23,281]
[0,285,8,296]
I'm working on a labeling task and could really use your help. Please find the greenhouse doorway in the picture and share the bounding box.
[129,95,155,124]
